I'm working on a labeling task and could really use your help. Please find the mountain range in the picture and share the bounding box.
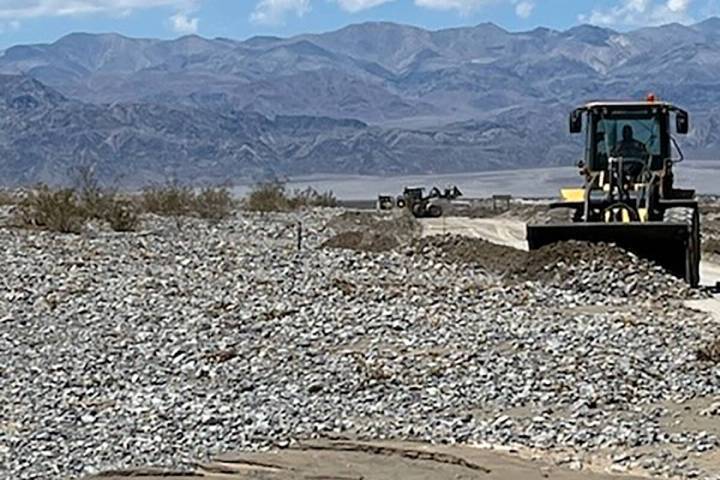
[2,20,720,185]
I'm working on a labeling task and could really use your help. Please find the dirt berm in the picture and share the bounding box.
[417,236,632,281]
[89,440,643,480]
[322,210,421,253]
[415,235,697,299]
[321,211,697,298]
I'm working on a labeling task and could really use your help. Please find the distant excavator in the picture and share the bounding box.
[397,186,463,218]
[527,95,700,286]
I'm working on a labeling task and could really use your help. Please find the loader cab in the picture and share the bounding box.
[403,187,426,201]
[570,99,689,176]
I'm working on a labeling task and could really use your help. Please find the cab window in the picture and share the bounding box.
[592,116,662,170]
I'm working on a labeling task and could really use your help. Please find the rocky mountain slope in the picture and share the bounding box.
[1,20,720,184]
[0,75,576,185]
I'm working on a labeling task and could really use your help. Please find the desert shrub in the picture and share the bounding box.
[193,186,235,221]
[141,182,195,217]
[67,165,142,232]
[140,182,235,224]
[245,181,337,212]
[13,175,141,233]
[289,187,338,209]
[71,165,115,219]
[15,186,87,233]
[246,180,290,212]
[0,190,17,206]
[104,198,141,232]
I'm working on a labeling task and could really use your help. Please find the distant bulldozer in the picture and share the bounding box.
[377,195,395,210]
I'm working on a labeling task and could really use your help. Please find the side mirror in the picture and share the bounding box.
[676,110,689,134]
[569,110,582,134]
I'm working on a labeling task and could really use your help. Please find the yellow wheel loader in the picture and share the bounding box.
[527,96,700,287]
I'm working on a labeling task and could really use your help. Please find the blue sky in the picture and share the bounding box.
[0,0,716,46]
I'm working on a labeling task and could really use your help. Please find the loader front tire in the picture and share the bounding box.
[664,207,700,287]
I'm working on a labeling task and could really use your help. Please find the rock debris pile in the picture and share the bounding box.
[416,236,704,301]
[0,209,719,480]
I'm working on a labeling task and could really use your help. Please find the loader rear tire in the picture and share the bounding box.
[427,204,443,218]
[664,207,700,287]
[411,203,426,218]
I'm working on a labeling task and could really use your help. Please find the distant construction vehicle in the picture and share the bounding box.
[377,195,395,210]
[395,186,463,218]
[527,95,700,286]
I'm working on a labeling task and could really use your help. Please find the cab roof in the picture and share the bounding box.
[581,101,677,109]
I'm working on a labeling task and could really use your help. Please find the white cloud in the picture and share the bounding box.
[338,0,512,14]
[580,0,694,27]
[514,0,534,18]
[335,0,393,12]
[170,12,198,34]
[414,0,495,14]
[0,1,205,36]
[250,0,310,25]
[668,0,691,11]
[249,0,540,20]
[335,0,541,17]
[413,0,533,15]
[0,0,198,19]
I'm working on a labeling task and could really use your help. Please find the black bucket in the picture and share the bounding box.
[526,222,693,284]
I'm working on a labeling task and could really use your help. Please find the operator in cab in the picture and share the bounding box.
[612,125,647,159]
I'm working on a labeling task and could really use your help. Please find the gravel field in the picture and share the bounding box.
[2,209,720,479]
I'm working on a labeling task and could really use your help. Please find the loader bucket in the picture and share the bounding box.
[526,222,695,285]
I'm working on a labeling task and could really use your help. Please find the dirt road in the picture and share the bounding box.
[421,217,529,251]
[701,261,720,286]
[691,262,720,320]
[91,440,644,480]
